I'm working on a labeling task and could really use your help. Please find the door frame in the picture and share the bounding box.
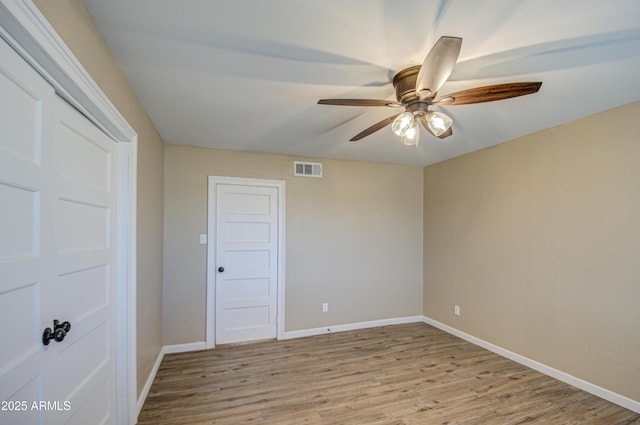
[206,176,285,349]
[0,1,138,424]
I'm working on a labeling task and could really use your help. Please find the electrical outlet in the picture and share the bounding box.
[454,305,460,316]
[322,303,329,313]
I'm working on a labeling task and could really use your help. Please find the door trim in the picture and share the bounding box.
[206,176,285,349]
[0,1,138,423]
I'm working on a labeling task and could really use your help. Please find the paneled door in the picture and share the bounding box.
[0,36,118,425]
[210,179,282,345]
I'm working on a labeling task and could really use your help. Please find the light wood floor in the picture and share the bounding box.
[138,323,639,424]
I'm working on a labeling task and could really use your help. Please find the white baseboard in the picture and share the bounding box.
[423,315,640,414]
[163,341,207,354]
[280,315,424,340]
[136,347,164,418]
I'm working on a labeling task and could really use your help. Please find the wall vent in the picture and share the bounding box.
[294,161,322,178]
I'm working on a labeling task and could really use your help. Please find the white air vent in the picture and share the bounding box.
[294,161,322,178]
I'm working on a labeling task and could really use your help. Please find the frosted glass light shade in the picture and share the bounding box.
[401,120,420,146]
[391,112,415,136]
[426,111,452,136]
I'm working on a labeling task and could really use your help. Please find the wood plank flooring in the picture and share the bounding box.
[138,323,640,424]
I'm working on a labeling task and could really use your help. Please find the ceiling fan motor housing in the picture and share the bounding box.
[392,66,422,103]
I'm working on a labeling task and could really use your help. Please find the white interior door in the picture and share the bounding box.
[0,36,117,425]
[214,182,280,344]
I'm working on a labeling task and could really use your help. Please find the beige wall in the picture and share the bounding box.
[423,102,640,401]
[34,0,165,396]
[164,145,423,344]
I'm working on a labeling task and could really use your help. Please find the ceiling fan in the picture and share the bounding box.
[318,36,542,145]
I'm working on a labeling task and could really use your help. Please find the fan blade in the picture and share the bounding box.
[420,115,453,139]
[318,99,401,107]
[435,82,542,105]
[350,114,401,141]
[416,36,463,98]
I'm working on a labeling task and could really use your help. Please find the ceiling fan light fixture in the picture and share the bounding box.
[401,120,420,147]
[426,111,453,137]
[317,36,542,144]
[391,112,415,137]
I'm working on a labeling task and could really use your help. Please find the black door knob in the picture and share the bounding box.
[218,266,224,273]
[42,319,72,346]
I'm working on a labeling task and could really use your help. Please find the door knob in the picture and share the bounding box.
[42,319,71,346]
[218,266,224,273]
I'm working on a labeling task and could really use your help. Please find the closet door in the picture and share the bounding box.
[0,35,117,425]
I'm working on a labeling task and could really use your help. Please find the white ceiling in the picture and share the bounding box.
[83,0,640,166]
